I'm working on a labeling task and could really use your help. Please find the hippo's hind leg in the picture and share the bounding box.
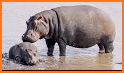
[103,41,114,53]
[102,36,114,53]
[98,43,105,54]
[45,39,56,56]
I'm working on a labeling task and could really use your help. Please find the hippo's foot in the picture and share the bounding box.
[99,49,105,54]
[98,43,105,54]
[103,42,114,53]
[48,55,53,56]
[47,53,53,56]
[60,54,66,56]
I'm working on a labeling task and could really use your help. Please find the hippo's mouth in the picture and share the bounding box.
[22,38,36,43]
[25,60,36,65]
[22,35,38,43]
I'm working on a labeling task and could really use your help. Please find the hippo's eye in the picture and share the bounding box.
[33,53,36,56]
[15,56,21,63]
[25,49,28,53]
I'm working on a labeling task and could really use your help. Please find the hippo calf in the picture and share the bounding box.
[9,42,38,65]
[22,5,115,56]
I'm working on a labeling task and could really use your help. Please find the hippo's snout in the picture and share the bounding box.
[26,60,36,65]
[25,57,38,65]
[22,34,29,42]
[22,34,28,41]
[22,34,25,41]
[22,34,35,43]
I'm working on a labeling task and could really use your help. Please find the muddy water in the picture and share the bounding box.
[2,2,122,70]
[2,53,121,70]
[2,39,122,70]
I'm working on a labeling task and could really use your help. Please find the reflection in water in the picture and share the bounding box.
[42,56,66,70]
[2,52,121,70]
[39,54,114,70]
[95,54,113,70]
[97,54,113,65]
[2,38,122,70]
[2,27,122,70]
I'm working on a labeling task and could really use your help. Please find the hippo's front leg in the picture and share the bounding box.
[45,39,56,56]
[57,39,66,56]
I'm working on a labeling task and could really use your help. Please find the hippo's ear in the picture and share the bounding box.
[26,21,29,25]
[15,56,21,63]
[37,16,47,22]
[37,16,43,20]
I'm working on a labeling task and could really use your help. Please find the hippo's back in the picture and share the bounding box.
[52,5,115,48]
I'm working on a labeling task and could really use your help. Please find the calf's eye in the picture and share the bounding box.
[33,53,36,56]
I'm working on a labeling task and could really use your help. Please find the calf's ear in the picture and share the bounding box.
[15,56,21,63]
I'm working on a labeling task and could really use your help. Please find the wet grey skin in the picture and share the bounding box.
[9,42,39,65]
[22,5,115,56]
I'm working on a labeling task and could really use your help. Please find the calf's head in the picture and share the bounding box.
[20,46,38,65]
[22,15,49,43]
[9,42,39,65]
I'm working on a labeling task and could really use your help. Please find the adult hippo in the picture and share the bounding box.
[22,5,115,56]
[9,42,39,65]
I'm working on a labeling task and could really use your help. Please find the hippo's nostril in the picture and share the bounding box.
[22,34,36,43]
[30,34,33,37]
[22,35,28,42]
[22,34,24,38]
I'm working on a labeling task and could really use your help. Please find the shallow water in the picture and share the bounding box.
[2,52,122,70]
[2,39,122,70]
[2,2,122,70]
